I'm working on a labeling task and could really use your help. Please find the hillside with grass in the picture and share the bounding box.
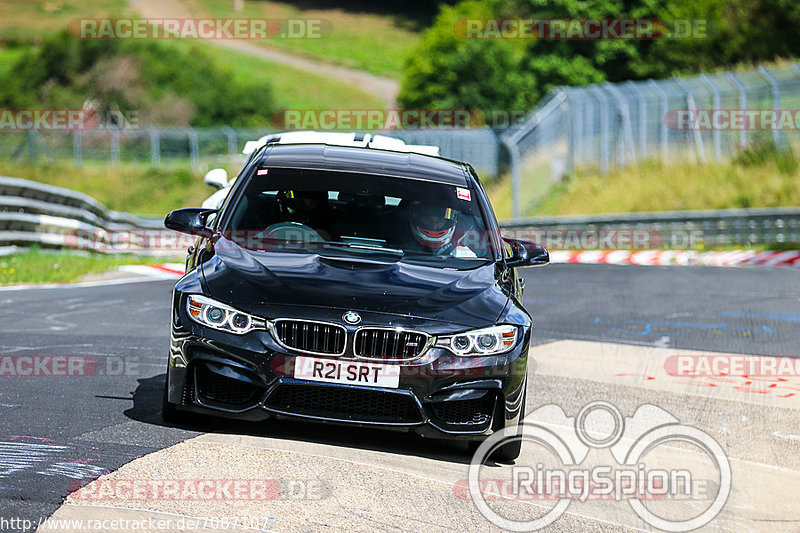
[182,0,423,79]
[489,143,800,220]
[0,0,392,127]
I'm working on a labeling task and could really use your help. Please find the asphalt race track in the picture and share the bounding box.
[1,264,798,532]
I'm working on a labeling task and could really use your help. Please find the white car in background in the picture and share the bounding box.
[201,131,441,209]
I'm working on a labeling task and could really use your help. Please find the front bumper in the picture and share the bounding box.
[166,293,530,441]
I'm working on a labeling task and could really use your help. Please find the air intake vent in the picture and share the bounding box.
[273,320,346,355]
[264,383,423,424]
[354,328,428,360]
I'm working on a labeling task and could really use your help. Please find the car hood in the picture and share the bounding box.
[200,238,509,327]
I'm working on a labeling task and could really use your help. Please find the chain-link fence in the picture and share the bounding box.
[0,126,505,178]
[502,62,800,218]
[4,63,799,219]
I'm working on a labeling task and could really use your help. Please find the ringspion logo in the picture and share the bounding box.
[466,401,730,531]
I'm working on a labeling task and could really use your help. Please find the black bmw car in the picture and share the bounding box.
[163,139,548,460]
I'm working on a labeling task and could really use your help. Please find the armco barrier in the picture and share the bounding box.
[1,176,798,256]
[0,176,165,253]
[500,207,800,249]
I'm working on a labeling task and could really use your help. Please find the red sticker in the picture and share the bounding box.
[457,187,471,201]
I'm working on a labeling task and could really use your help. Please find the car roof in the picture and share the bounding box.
[257,143,471,186]
[242,131,441,157]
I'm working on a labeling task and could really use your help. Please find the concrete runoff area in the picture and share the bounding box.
[41,340,800,532]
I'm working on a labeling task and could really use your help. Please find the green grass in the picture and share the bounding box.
[0,248,162,285]
[182,0,420,78]
[490,144,800,219]
[0,48,25,77]
[190,41,386,111]
[0,37,384,120]
[0,0,132,41]
[0,1,385,117]
[0,159,217,216]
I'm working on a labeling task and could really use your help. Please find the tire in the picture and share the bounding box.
[467,389,527,463]
[161,371,189,424]
[490,389,527,463]
[491,433,523,463]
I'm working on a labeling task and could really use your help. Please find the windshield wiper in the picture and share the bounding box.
[312,241,405,256]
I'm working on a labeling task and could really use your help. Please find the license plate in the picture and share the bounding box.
[293,356,400,388]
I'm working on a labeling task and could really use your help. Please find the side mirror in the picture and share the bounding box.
[164,208,218,236]
[203,168,228,190]
[504,238,549,268]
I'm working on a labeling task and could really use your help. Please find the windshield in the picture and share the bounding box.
[222,167,496,266]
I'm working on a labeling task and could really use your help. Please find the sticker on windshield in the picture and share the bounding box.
[457,187,471,201]
[257,168,269,175]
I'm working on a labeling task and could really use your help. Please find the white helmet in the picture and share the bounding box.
[410,203,457,250]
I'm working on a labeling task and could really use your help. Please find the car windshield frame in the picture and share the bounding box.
[216,162,500,266]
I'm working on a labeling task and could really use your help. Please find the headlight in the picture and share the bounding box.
[434,325,518,356]
[186,295,265,334]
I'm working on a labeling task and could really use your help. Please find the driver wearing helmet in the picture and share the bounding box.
[408,202,476,258]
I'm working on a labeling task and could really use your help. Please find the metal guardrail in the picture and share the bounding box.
[1,176,797,254]
[501,207,800,248]
[0,176,165,252]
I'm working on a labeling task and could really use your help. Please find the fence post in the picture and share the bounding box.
[110,127,120,167]
[571,90,585,167]
[603,82,637,165]
[224,126,237,166]
[583,90,595,163]
[26,130,38,165]
[675,78,707,164]
[499,136,521,219]
[757,65,781,146]
[699,74,722,162]
[73,130,82,168]
[625,81,647,157]
[564,89,575,176]
[149,126,160,169]
[726,71,748,150]
[647,80,669,162]
[188,127,199,171]
[590,86,610,172]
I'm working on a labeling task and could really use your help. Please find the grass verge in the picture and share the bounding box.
[0,248,163,285]
[490,144,800,218]
[192,41,386,111]
[183,0,421,78]
[0,159,214,216]
[0,0,131,40]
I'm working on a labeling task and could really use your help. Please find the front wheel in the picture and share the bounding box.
[161,379,185,423]
[469,389,526,463]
